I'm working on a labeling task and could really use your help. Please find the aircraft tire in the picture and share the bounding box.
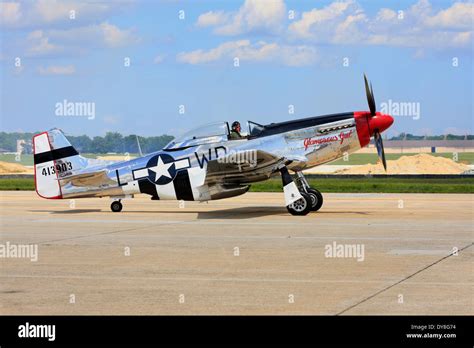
[111,201,123,212]
[307,188,323,211]
[287,192,312,216]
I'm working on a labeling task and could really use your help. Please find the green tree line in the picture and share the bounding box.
[0,132,174,154]
[0,131,472,154]
[390,133,473,141]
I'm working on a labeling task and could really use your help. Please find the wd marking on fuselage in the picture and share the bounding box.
[195,146,227,168]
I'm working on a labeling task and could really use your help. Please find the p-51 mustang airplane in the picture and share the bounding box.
[34,75,393,215]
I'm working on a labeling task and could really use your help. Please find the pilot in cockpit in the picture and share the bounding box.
[229,121,243,140]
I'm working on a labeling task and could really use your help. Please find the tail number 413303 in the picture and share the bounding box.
[41,161,73,176]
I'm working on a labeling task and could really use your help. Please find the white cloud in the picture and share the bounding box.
[100,22,140,47]
[369,0,474,49]
[375,8,397,22]
[153,54,165,64]
[177,40,317,67]
[289,0,358,39]
[24,22,140,56]
[1,0,134,28]
[47,22,139,47]
[332,11,367,44]
[196,0,286,35]
[288,0,473,49]
[0,2,22,26]
[26,30,61,56]
[34,0,86,23]
[196,11,229,27]
[2,1,140,59]
[38,65,75,75]
[423,2,473,30]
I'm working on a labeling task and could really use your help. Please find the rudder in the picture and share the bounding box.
[33,129,86,199]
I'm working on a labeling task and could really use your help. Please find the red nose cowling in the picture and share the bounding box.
[354,111,394,148]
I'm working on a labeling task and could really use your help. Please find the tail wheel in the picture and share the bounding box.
[287,192,312,216]
[307,188,323,211]
[111,201,123,212]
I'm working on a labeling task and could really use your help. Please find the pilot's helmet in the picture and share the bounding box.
[232,121,241,130]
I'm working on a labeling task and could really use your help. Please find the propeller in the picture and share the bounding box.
[364,74,387,171]
[364,74,376,116]
[373,131,387,171]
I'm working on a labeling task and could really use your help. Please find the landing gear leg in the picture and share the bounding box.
[279,165,311,216]
[111,200,123,212]
[295,172,323,212]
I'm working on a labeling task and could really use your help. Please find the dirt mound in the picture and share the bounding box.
[0,161,33,174]
[336,154,470,175]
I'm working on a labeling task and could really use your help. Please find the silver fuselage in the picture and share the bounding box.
[59,113,361,201]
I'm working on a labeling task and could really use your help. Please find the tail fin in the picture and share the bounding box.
[33,129,87,199]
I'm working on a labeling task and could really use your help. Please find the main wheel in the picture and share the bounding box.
[111,201,123,212]
[287,192,312,216]
[306,188,323,211]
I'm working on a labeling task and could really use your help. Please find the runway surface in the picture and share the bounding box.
[0,191,472,315]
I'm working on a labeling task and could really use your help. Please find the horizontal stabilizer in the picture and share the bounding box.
[59,169,114,187]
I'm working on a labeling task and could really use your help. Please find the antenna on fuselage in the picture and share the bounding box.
[136,135,144,157]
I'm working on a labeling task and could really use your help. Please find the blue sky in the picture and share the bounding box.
[0,0,472,137]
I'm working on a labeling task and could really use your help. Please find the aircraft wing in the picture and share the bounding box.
[58,169,114,187]
[204,149,307,184]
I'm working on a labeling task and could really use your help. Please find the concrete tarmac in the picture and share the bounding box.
[0,191,472,315]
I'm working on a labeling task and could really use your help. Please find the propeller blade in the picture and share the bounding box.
[364,74,376,116]
[370,82,375,109]
[374,131,387,171]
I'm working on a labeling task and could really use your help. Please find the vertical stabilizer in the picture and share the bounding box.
[33,129,85,199]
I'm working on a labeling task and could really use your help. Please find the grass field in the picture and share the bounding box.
[1,177,473,193]
[250,177,474,193]
[0,178,35,191]
[2,152,473,167]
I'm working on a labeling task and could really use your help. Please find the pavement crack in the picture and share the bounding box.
[335,242,473,315]
[35,210,242,245]
[36,224,160,245]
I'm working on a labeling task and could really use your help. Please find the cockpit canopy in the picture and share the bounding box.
[247,121,265,136]
[163,120,267,150]
[164,122,230,150]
